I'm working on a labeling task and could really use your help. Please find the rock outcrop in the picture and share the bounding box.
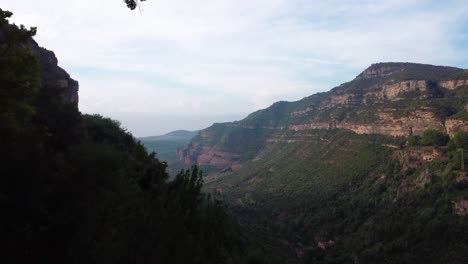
[289,108,443,137]
[1,25,79,107]
[445,118,468,137]
[391,146,444,172]
[28,39,79,106]
[361,80,429,103]
[381,80,427,100]
[438,80,468,90]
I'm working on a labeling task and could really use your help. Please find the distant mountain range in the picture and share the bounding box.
[139,130,198,141]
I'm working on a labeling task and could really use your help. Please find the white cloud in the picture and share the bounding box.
[78,78,244,115]
[2,0,468,135]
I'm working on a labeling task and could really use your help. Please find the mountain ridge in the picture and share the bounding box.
[179,62,468,171]
[174,62,468,262]
[139,129,198,141]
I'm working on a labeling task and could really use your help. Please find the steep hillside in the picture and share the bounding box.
[180,62,468,263]
[181,62,468,171]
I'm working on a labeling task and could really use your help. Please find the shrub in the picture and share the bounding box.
[419,129,449,146]
[407,135,420,146]
[449,131,468,150]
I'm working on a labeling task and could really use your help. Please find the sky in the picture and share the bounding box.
[2,0,468,136]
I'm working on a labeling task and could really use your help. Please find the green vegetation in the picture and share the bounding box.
[206,129,468,263]
[449,131,468,150]
[419,129,450,146]
[448,131,468,170]
[3,6,468,264]
[0,10,262,264]
[409,129,450,146]
[140,130,197,177]
[141,138,190,177]
[194,62,468,263]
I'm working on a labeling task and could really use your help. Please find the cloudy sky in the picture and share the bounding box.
[2,0,468,136]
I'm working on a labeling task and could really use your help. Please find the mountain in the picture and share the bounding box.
[140,130,198,176]
[140,130,198,141]
[180,62,468,171]
[179,62,468,263]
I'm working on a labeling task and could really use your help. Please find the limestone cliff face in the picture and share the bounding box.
[438,79,468,90]
[181,62,468,170]
[361,80,427,103]
[28,38,79,106]
[325,81,425,108]
[1,25,79,107]
[324,78,466,107]
[445,118,468,137]
[381,80,427,100]
[289,108,443,137]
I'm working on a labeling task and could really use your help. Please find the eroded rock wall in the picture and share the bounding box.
[289,108,443,137]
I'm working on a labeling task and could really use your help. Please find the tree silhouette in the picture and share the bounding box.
[124,0,146,10]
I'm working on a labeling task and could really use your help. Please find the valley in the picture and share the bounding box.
[178,63,468,263]
[3,2,468,263]
[140,130,197,177]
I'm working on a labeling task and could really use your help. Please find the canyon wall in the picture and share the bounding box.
[180,63,468,170]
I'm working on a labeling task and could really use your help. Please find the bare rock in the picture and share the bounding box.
[438,80,468,90]
[392,147,444,172]
[445,119,468,137]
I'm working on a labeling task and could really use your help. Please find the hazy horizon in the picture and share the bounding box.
[3,0,468,136]
[117,113,247,137]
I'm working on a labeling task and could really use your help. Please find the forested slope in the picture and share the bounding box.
[0,9,258,264]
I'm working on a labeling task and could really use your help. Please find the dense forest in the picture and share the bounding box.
[0,9,270,264]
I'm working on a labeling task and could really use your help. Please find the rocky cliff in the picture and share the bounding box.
[28,38,79,106]
[0,25,79,107]
[181,62,468,170]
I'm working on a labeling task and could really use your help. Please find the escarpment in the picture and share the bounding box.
[288,108,445,137]
[181,62,468,170]
[28,38,79,106]
[0,25,79,107]
[439,79,468,90]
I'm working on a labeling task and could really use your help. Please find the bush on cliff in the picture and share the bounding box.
[419,129,450,146]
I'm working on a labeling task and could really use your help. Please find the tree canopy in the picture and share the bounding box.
[0,9,259,264]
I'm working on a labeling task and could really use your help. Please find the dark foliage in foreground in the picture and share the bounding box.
[0,9,259,264]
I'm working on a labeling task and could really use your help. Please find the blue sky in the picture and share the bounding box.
[2,0,468,136]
